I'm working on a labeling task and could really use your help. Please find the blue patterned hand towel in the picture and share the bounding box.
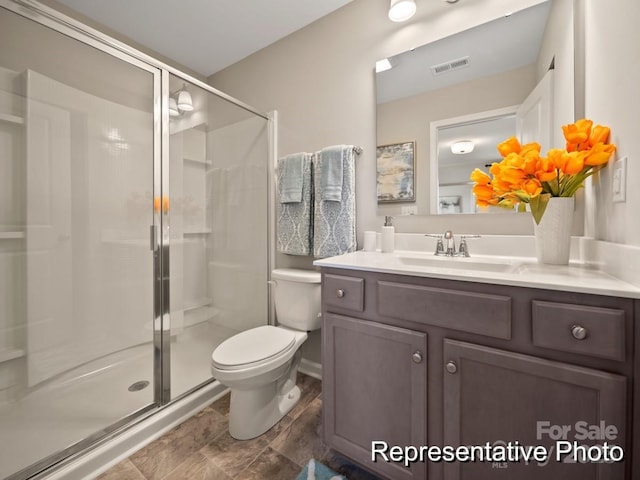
[313,145,357,258]
[278,153,314,255]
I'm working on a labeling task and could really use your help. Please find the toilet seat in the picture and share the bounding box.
[212,325,296,371]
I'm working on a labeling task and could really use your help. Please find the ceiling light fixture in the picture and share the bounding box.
[169,97,180,117]
[169,84,194,117]
[176,85,194,111]
[388,0,416,22]
[451,140,475,154]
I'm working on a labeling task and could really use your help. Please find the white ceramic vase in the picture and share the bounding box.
[533,196,574,265]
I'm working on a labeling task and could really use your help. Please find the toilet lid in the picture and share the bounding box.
[212,325,296,368]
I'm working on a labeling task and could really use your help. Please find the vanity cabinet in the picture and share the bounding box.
[323,312,427,480]
[443,339,626,480]
[320,268,636,480]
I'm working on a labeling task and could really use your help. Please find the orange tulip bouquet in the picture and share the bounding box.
[470,119,616,224]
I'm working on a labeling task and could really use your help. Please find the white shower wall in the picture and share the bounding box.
[0,66,26,404]
[24,70,153,386]
[207,117,268,333]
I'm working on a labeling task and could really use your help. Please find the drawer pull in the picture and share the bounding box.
[446,361,458,374]
[412,351,423,364]
[571,325,588,340]
[336,289,345,298]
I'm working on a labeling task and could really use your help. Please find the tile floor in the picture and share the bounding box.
[97,374,383,480]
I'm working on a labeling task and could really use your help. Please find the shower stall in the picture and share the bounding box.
[0,1,272,478]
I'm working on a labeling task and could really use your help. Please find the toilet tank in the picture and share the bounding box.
[272,269,321,331]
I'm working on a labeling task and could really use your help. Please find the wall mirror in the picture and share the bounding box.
[376,0,576,217]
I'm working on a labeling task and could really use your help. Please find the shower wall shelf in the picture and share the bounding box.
[0,348,25,364]
[0,113,24,125]
[184,297,213,312]
[0,231,25,239]
[184,305,219,328]
[183,156,212,166]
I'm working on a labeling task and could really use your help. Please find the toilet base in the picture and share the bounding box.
[228,383,301,440]
[227,349,304,440]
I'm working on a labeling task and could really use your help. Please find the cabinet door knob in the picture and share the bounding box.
[571,325,588,340]
[412,351,423,363]
[446,361,458,374]
[336,289,345,298]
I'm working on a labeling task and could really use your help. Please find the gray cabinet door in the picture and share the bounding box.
[323,313,428,480]
[443,339,627,480]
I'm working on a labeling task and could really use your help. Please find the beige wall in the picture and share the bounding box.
[584,0,640,246]
[209,0,551,275]
[209,0,547,364]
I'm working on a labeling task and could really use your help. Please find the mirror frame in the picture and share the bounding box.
[429,105,519,215]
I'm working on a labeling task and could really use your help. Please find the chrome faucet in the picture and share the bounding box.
[425,231,480,257]
[444,230,455,256]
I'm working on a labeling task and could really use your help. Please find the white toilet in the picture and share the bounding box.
[210,268,321,440]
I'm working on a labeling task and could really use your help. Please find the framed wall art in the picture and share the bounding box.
[376,141,415,203]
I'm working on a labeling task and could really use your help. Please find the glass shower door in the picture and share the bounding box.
[167,74,270,399]
[0,5,159,477]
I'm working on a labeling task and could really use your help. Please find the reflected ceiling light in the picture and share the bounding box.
[177,85,194,111]
[169,84,194,118]
[376,58,393,73]
[388,0,416,22]
[169,97,180,117]
[451,140,475,154]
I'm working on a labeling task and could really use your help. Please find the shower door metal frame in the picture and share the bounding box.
[1,0,273,478]
[0,1,165,478]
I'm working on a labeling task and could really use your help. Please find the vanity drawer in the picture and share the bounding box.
[323,274,364,312]
[531,300,626,361]
[377,281,511,339]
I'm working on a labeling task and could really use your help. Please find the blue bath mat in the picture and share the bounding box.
[296,459,346,480]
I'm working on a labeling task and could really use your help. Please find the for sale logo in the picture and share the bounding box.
[536,421,624,464]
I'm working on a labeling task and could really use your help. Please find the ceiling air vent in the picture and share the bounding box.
[431,56,470,75]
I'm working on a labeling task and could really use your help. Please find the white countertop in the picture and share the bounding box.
[313,250,640,299]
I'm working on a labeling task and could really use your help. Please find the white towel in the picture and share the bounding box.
[313,146,358,258]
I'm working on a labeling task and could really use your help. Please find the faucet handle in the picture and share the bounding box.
[457,239,470,257]
[457,235,480,257]
[425,234,445,256]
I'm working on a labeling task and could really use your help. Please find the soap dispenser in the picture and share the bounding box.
[381,216,395,253]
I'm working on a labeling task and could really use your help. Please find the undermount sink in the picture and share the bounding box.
[397,255,520,273]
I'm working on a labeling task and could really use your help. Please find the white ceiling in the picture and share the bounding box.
[55,0,354,77]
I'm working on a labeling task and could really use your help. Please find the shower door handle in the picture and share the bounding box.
[150,225,158,251]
